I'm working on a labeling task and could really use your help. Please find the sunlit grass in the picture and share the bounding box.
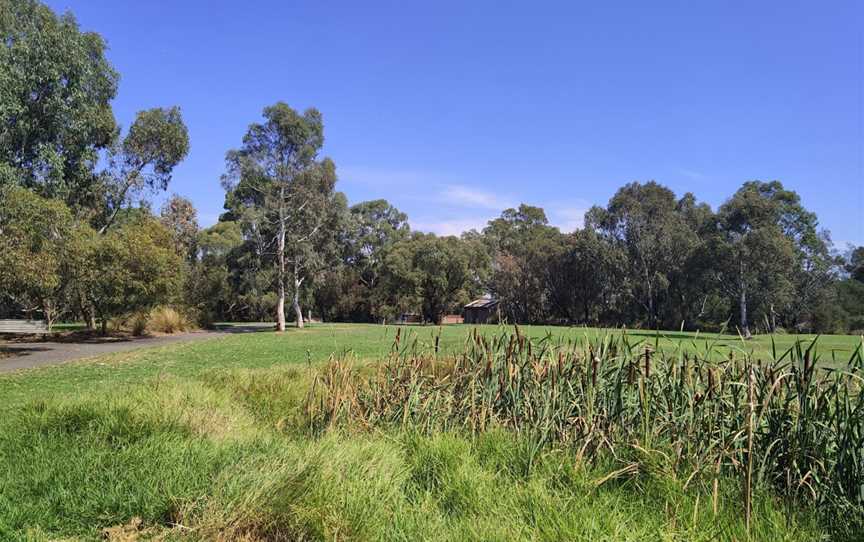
[0,324,860,540]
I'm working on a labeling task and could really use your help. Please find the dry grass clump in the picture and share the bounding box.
[130,312,149,336]
[108,306,194,336]
[146,306,192,334]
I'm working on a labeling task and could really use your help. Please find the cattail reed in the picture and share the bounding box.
[305,330,864,532]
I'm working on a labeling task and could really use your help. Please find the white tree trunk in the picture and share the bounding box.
[276,189,287,332]
[293,263,304,329]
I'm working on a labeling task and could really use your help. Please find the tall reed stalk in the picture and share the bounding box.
[306,328,864,535]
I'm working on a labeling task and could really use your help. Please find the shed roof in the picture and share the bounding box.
[464,296,498,309]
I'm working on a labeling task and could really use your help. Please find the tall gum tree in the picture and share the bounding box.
[585,182,700,328]
[712,181,828,337]
[222,102,339,330]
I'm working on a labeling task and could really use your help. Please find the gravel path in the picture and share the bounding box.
[0,331,228,373]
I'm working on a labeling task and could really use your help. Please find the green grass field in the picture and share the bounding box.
[0,324,860,540]
[3,323,860,408]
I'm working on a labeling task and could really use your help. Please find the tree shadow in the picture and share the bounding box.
[211,323,275,334]
[0,345,53,358]
[624,330,731,342]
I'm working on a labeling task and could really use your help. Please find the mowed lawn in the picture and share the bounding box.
[1,323,860,408]
[0,324,860,540]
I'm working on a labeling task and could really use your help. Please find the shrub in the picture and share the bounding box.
[146,306,191,334]
[130,312,149,336]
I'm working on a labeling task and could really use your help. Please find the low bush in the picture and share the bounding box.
[146,306,192,334]
[130,312,149,336]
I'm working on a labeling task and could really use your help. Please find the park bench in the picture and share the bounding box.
[0,319,49,334]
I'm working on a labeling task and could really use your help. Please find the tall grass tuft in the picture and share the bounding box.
[146,306,192,334]
[306,328,864,536]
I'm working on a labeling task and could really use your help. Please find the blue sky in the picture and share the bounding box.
[48,1,863,246]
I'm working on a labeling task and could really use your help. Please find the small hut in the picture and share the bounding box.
[463,296,499,324]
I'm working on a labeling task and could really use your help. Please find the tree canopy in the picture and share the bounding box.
[0,0,118,208]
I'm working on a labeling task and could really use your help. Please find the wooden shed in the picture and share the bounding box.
[463,296,499,324]
[440,314,464,325]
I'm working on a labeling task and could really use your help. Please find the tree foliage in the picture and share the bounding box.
[222,102,344,329]
[0,0,118,208]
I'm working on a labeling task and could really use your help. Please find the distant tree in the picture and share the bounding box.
[835,279,864,332]
[846,246,864,283]
[0,0,118,209]
[586,182,700,328]
[198,221,243,261]
[347,199,410,289]
[484,204,555,253]
[160,194,199,261]
[187,221,243,324]
[666,193,720,330]
[710,181,816,337]
[548,229,625,324]
[377,234,487,323]
[99,107,190,232]
[484,204,560,323]
[222,103,342,330]
[327,199,412,321]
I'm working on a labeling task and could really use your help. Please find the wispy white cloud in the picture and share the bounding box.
[548,207,588,232]
[439,185,513,210]
[338,164,597,236]
[410,217,491,236]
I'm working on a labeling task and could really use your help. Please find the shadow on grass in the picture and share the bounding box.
[211,323,276,334]
[624,330,732,342]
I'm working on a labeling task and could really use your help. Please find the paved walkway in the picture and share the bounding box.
[0,331,227,373]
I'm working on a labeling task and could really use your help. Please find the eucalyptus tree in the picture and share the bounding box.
[347,199,410,289]
[378,233,486,324]
[836,250,864,331]
[160,194,199,262]
[1,0,118,208]
[98,107,190,232]
[848,246,864,283]
[483,204,561,323]
[548,228,625,324]
[711,181,810,337]
[222,103,341,330]
[586,182,701,328]
[185,221,243,324]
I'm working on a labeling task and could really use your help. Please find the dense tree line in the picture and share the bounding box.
[2,0,862,336]
[195,143,862,334]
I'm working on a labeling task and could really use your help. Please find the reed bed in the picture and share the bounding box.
[306,327,864,537]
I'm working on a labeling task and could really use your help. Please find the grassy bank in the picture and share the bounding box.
[0,367,822,541]
[0,324,861,540]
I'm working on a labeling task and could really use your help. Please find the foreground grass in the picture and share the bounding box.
[1,324,859,540]
[1,367,820,541]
